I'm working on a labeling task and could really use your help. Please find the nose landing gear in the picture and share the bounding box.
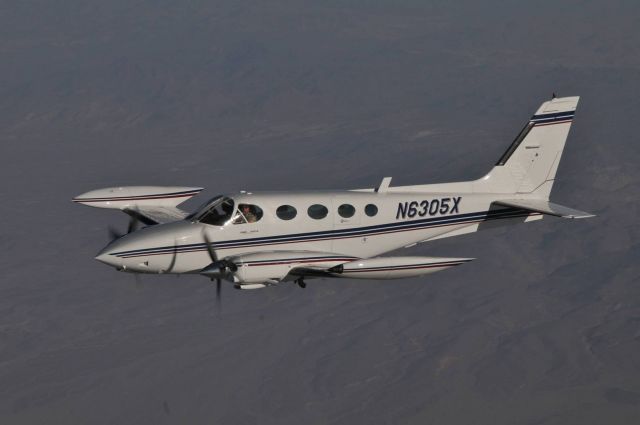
[295,278,306,289]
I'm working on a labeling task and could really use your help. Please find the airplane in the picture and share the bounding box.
[74,96,594,298]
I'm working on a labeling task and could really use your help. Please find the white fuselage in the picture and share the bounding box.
[99,189,539,274]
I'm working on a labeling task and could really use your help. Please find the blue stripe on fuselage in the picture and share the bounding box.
[112,208,530,258]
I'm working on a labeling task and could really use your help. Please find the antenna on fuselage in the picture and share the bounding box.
[375,177,392,193]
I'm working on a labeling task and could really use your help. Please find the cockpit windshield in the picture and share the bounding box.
[193,196,236,226]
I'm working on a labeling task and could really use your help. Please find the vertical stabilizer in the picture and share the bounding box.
[475,96,579,198]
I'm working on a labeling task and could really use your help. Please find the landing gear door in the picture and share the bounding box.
[333,196,361,227]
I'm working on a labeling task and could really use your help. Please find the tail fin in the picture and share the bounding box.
[477,96,579,198]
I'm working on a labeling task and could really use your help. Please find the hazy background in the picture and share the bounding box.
[1,1,639,424]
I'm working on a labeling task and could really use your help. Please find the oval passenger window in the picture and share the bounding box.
[276,205,297,220]
[365,204,378,217]
[307,204,328,220]
[338,204,355,218]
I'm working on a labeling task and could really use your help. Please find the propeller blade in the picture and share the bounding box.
[165,242,178,273]
[201,231,233,311]
[133,272,142,290]
[216,278,221,308]
[108,226,122,242]
[108,215,139,243]
[126,216,139,234]
[202,231,217,262]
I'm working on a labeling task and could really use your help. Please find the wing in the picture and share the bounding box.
[209,251,473,288]
[73,186,203,224]
[123,205,190,225]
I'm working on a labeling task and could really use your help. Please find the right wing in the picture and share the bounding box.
[123,205,191,225]
[73,186,203,224]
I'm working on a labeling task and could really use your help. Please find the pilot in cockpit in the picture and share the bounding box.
[240,204,257,223]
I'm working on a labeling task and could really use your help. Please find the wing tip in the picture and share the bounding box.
[566,212,596,219]
[450,258,475,265]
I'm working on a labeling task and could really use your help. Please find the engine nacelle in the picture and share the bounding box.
[228,251,357,284]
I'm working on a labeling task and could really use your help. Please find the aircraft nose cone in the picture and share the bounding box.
[95,246,120,268]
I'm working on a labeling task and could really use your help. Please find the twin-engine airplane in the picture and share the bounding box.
[75,96,594,295]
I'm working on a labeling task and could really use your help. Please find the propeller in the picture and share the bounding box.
[126,216,138,234]
[164,241,178,273]
[201,231,231,307]
[216,277,221,309]
[203,231,218,263]
[108,215,140,242]
[133,272,142,290]
[108,226,122,241]
[105,213,145,286]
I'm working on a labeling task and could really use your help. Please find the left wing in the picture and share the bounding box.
[214,251,473,289]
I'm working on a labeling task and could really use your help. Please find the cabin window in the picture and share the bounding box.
[276,205,297,220]
[365,204,378,217]
[198,197,235,226]
[233,204,263,224]
[307,204,328,219]
[338,204,355,218]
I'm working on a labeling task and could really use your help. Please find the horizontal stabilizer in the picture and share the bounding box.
[494,199,595,219]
